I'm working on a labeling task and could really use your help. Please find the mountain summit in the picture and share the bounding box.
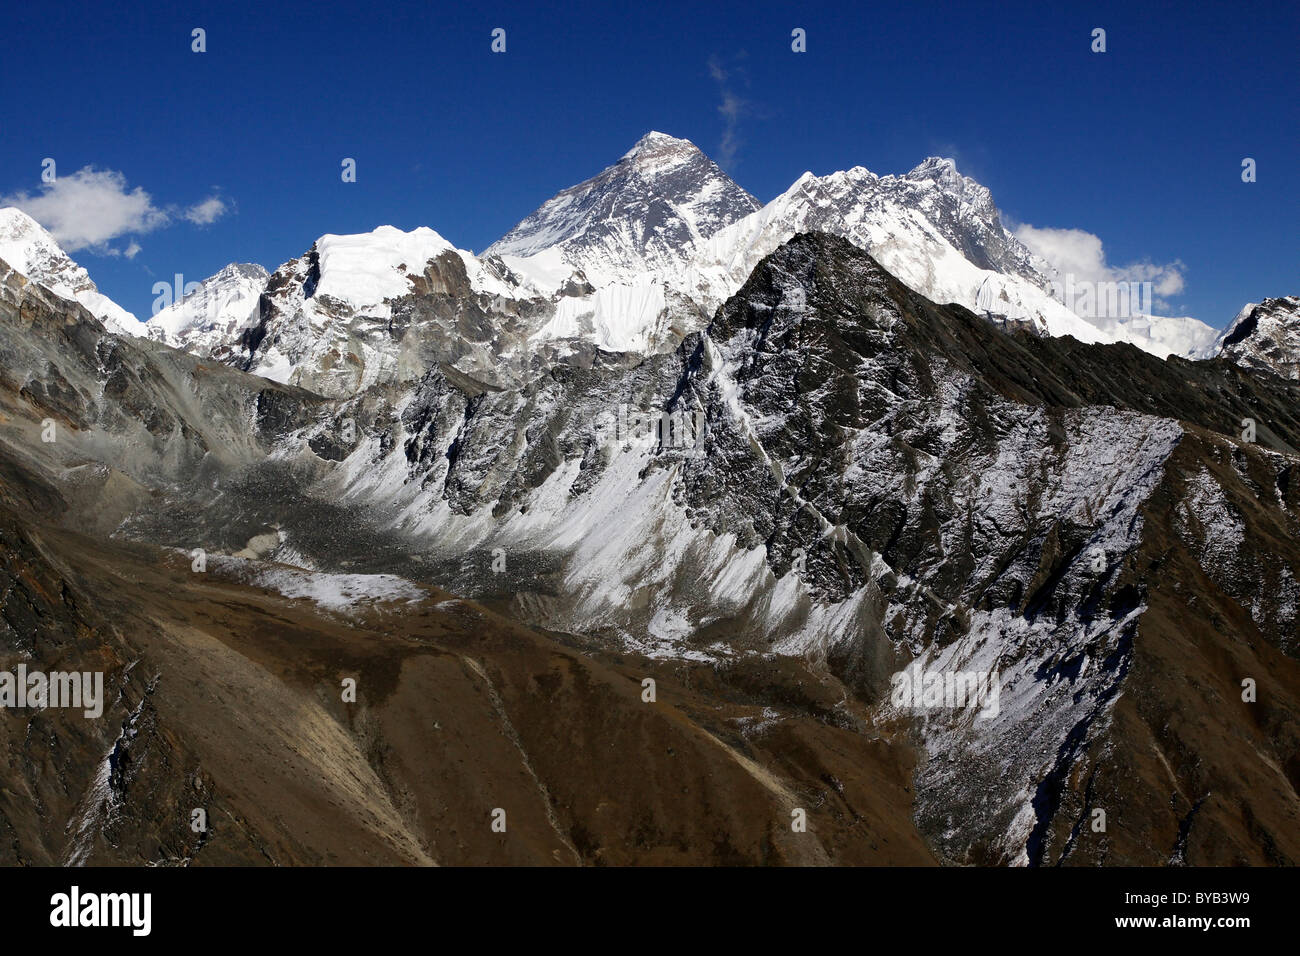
[7,138,1265,390]
[1212,295,1300,380]
[0,207,138,335]
[144,262,269,349]
[485,131,761,286]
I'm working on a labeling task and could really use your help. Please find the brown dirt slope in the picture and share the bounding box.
[0,506,934,865]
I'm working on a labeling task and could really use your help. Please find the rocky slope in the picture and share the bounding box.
[0,257,934,865]
[3,230,1298,865]
[2,503,936,865]
[1213,295,1300,381]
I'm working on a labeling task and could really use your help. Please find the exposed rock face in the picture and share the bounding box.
[1214,295,1300,381]
[2,231,1299,866]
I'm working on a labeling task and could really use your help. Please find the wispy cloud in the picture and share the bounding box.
[1,167,229,255]
[708,54,750,170]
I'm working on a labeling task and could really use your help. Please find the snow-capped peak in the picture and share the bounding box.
[906,155,963,185]
[687,158,1230,359]
[619,130,697,162]
[688,160,1119,347]
[175,221,548,396]
[313,225,456,309]
[0,206,139,335]
[135,146,1241,381]
[485,131,761,288]
[1212,295,1300,379]
[145,262,268,348]
[310,224,531,307]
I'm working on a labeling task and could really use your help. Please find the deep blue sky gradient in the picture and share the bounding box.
[3,0,1296,327]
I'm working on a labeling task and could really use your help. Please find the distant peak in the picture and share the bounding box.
[621,131,700,161]
[486,129,757,266]
[313,223,452,249]
[210,262,269,281]
[907,156,961,180]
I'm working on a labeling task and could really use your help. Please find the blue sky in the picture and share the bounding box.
[2,0,1296,327]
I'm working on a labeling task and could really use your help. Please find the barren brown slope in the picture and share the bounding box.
[1,505,934,865]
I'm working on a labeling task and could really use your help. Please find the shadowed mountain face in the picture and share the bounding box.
[1,233,1299,865]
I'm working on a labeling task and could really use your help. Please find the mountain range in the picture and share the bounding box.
[1,134,1298,866]
[8,132,1277,378]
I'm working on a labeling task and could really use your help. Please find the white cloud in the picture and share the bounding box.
[1,168,167,252]
[184,195,227,225]
[1014,224,1186,314]
[1,167,229,255]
